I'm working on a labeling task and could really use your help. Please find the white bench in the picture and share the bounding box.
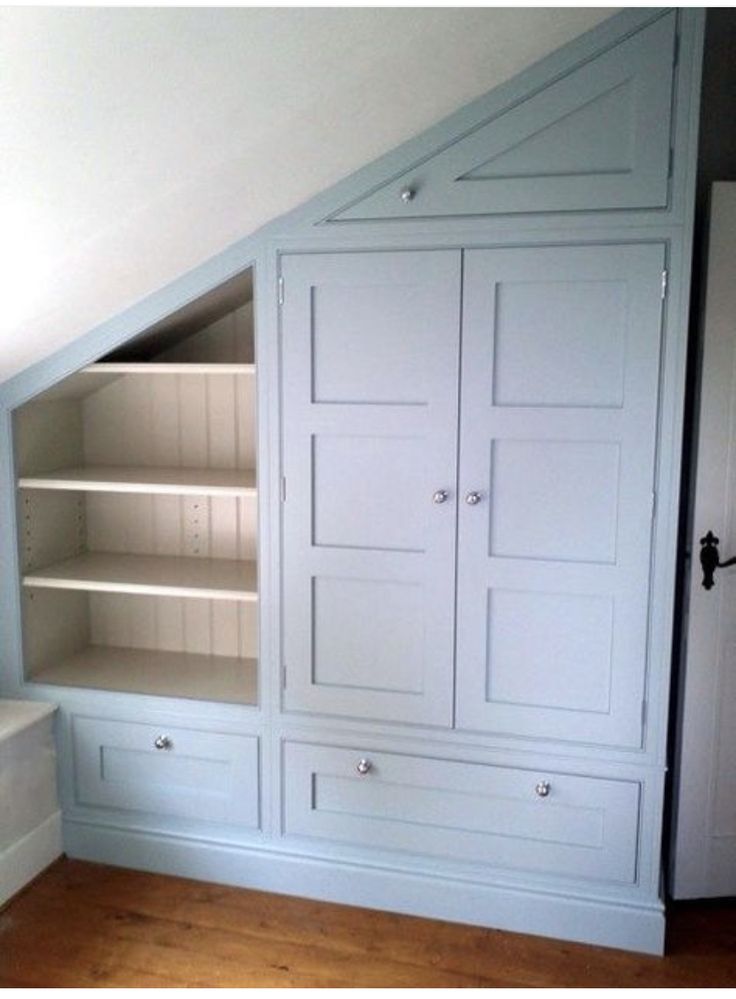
[0,701,61,907]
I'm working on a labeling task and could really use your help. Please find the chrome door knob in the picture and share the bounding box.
[154,735,173,751]
[432,489,449,504]
[356,758,372,775]
[465,491,482,505]
[535,780,551,798]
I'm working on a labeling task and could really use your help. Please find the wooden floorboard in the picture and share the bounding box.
[1,859,735,987]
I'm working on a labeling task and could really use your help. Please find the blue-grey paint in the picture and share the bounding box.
[0,8,705,954]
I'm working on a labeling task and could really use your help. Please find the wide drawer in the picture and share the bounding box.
[73,716,259,828]
[283,741,640,884]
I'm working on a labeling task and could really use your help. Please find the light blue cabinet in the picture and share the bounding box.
[0,8,704,955]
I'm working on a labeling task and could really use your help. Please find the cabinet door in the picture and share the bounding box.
[456,244,665,747]
[281,251,461,725]
[329,13,676,222]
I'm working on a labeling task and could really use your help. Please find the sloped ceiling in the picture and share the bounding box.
[0,7,617,385]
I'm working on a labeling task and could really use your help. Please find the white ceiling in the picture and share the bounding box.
[0,7,616,385]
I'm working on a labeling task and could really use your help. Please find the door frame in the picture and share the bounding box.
[670,182,736,898]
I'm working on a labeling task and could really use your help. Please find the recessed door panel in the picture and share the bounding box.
[490,440,620,563]
[311,283,442,405]
[281,251,461,725]
[312,577,424,693]
[456,243,665,746]
[313,435,427,552]
[486,589,614,713]
[492,278,627,408]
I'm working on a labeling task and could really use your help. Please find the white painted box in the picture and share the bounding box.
[0,700,60,905]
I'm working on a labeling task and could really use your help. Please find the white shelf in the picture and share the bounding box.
[23,552,257,601]
[31,647,257,705]
[83,363,255,375]
[18,466,256,497]
[29,364,255,404]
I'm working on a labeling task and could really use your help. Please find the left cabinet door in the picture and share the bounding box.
[281,250,461,725]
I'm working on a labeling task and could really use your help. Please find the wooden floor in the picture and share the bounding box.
[1,859,735,987]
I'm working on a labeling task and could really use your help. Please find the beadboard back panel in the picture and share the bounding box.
[88,592,257,660]
[21,584,257,666]
[14,400,84,477]
[85,493,257,561]
[83,372,255,472]
[157,303,254,364]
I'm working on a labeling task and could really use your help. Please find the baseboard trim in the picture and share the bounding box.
[64,818,665,954]
[0,811,63,908]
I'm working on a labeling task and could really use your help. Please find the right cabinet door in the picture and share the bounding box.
[456,244,666,747]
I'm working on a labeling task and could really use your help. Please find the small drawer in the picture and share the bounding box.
[283,741,640,884]
[73,716,259,828]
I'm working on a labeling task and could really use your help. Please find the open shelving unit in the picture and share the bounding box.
[13,269,259,705]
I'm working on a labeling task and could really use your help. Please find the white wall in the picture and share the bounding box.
[0,7,615,384]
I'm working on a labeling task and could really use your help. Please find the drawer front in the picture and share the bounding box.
[283,742,640,884]
[74,717,259,828]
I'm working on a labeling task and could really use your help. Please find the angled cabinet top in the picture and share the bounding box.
[328,11,677,222]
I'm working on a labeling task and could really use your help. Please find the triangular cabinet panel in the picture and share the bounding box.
[329,12,676,221]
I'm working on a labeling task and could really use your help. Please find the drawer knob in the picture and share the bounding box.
[432,489,449,505]
[400,186,416,203]
[535,780,551,798]
[154,735,173,751]
[465,491,482,506]
[356,758,372,775]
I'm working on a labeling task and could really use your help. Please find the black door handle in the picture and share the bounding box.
[699,530,736,589]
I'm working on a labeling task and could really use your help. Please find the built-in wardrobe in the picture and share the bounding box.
[0,8,703,953]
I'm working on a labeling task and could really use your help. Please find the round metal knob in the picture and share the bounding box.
[154,735,173,751]
[356,758,372,775]
[465,491,482,506]
[535,780,551,798]
[433,489,449,505]
[400,187,416,203]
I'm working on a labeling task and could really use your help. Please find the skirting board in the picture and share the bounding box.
[64,818,666,955]
[0,811,62,908]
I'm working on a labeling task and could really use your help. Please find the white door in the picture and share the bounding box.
[672,184,736,898]
[280,250,461,725]
[455,243,666,747]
